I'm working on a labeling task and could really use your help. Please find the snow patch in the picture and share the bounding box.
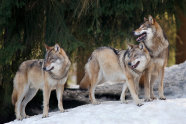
[7,99,186,124]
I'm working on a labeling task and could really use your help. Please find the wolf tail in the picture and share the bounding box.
[12,88,17,105]
[12,73,20,105]
[80,56,93,90]
[80,53,99,90]
[80,71,90,89]
[12,71,25,105]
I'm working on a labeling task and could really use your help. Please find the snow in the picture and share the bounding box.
[7,99,186,124]
[164,61,186,98]
[6,62,186,124]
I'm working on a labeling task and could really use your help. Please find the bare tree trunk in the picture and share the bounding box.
[176,9,186,64]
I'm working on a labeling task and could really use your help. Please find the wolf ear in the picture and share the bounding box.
[127,44,133,50]
[139,42,145,50]
[54,44,60,52]
[144,17,148,22]
[44,43,51,51]
[148,15,155,24]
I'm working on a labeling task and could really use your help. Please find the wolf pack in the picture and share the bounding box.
[12,15,169,120]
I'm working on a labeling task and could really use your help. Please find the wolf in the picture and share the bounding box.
[133,15,169,101]
[12,44,71,120]
[80,43,151,106]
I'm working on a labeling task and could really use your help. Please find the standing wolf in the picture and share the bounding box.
[80,43,151,106]
[133,15,169,101]
[12,44,71,120]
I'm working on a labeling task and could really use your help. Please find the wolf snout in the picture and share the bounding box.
[133,31,138,36]
[43,67,47,71]
[128,62,132,66]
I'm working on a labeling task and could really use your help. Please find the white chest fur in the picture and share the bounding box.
[47,76,67,88]
[152,58,164,67]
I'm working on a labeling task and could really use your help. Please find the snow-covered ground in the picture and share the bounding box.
[7,99,186,124]
[7,62,186,124]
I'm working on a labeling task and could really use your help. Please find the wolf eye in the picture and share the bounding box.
[50,59,55,63]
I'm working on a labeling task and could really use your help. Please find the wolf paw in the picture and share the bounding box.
[121,100,128,104]
[144,98,152,102]
[159,96,166,100]
[59,108,65,113]
[17,116,23,121]
[92,101,101,105]
[137,103,143,107]
[42,114,49,118]
[150,96,157,100]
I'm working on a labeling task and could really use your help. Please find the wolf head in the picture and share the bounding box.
[125,43,150,73]
[43,44,67,74]
[133,15,157,43]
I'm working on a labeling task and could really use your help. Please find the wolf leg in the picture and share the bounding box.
[88,58,100,105]
[89,80,100,105]
[126,75,143,106]
[121,77,140,103]
[144,71,152,102]
[150,75,157,100]
[15,93,24,120]
[42,83,51,118]
[21,88,38,118]
[56,83,65,112]
[134,77,140,96]
[158,68,166,100]
[89,70,102,105]
[120,83,128,104]
[15,86,29,120]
